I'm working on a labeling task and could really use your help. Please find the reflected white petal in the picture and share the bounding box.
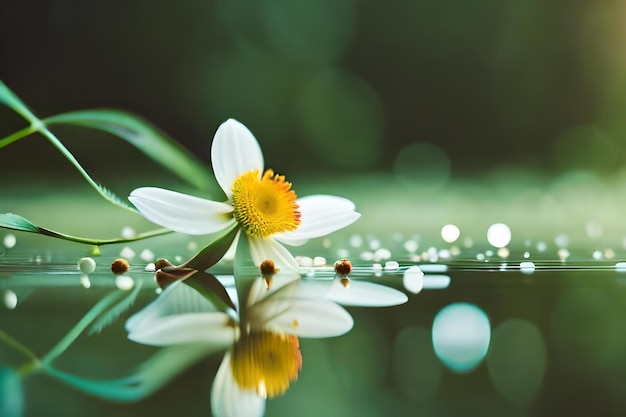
[128,312,235,346]
[126,281,219,333]
[211,119,264,199]
[248,237,299,272]
[129,187,234,235]
[212,352,266,417]
[325,279,408,307]
[275,195,361,243]
[259,296,354,337]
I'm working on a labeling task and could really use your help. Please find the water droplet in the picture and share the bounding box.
[145,262,156,272]
[615,262,626,272]
[2,234,16,249]
[520,261,535,274]
[384,261,400,271]
[313,256,326,267]
[441,224,460,243]
[297,256,313,267]
[77,257,96,274]
[487,223,511,248]
[403,266,424,294]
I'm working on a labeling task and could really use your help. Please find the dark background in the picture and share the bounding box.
[2,0,626,177]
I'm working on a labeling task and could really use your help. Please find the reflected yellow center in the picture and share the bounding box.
[231,330,302,398]
[232,169,301,238]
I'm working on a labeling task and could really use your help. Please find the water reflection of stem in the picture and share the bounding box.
[0,329,39,369]
[17,359,42,377]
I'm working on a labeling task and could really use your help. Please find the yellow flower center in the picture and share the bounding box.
[231,330,302,398]
[232,169,301,238]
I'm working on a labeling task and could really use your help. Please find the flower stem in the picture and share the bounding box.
[0,125,37,149]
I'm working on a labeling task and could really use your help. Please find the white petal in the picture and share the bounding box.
[211,119,264,199]
[325,279,408,307]
[126,281,219,333]
[248,237,299,273]
[128,312,236,347]
[265,298,354,337]
[212,352,266,417]
[275,195,361,244]
[129,187,235,235]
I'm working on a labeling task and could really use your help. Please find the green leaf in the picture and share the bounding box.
[182,224,239,271]
[0,212,172,246]
[0,79,35,121]
[44,343,219,402]
[0,213,40,233]
[44,109,215,191]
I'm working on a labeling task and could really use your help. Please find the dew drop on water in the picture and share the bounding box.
[441,224,460,243]
[77,257,96,274]
[384,261,400,271]
[2,234,16,249]
[523,251,530,259]
[145,263,156,272]
[520,261,535,274]
[115,275,135,291]
[615,262,626,272]
[487,223,511,248]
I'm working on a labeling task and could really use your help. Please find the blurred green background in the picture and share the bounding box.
[4,2,626,417]
[3,0,626,178]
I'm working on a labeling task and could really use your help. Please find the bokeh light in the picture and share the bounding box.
[487,319,547,407]
[487,223,511,248]
[441,224,461,243]
[432,303,491,373]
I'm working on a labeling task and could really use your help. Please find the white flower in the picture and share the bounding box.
[126,276,354,417]
[129,119,361,272]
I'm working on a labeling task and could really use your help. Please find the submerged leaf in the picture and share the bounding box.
[87,280,143,335]
[45,343,216,402]
[183,270,236,312]
[44,109,215,191]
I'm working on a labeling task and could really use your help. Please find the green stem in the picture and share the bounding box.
[34,226,173,247]
[0,125,37,149]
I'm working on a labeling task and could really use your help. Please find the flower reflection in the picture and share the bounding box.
[128,119,360,272]
[126,270,353,417]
